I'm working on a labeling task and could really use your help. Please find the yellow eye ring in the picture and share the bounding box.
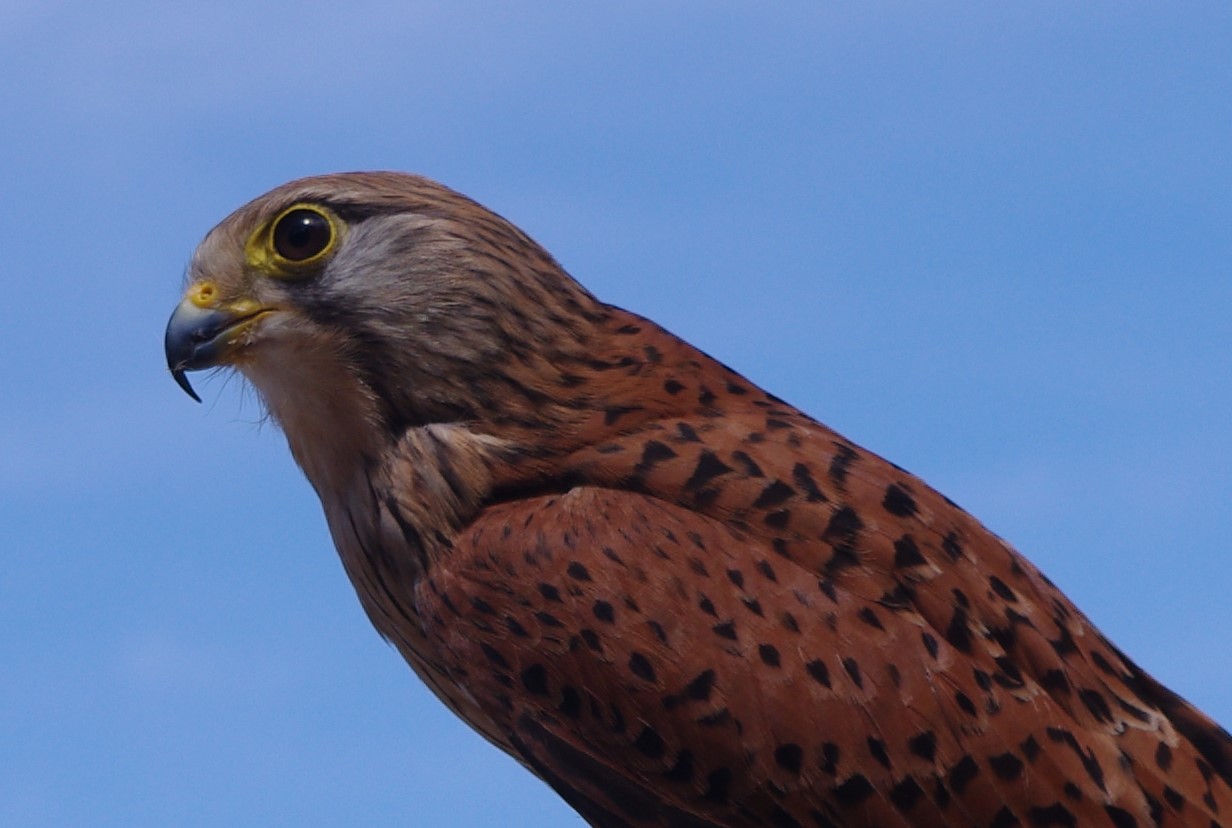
[258,203,341,274]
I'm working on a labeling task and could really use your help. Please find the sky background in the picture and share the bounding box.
[2,2,1230,826]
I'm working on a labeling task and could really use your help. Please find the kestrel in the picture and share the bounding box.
[166,173,1230,827]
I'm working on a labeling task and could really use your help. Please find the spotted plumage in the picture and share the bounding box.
[166,172,1231,827]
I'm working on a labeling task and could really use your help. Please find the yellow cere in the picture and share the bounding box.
[188,280,219,308]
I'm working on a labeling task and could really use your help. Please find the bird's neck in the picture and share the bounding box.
[240,339,388,502]
[248,302,774,559]
[476,307,775,499]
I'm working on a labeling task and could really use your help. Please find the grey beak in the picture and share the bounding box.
[164,298,247,403]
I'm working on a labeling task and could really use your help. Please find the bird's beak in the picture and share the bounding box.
[165,283,271,402]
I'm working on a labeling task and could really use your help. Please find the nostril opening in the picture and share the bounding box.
[190,282,218,307]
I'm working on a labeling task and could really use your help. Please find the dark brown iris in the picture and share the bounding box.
[273,208,331,261]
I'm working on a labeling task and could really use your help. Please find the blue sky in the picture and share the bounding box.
[2,3,1229,826]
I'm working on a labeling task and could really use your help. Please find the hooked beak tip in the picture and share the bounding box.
[171,367,202,403]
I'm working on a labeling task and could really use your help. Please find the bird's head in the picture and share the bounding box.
[166,173,614,484]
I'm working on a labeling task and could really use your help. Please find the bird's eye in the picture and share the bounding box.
[271,207,334,263]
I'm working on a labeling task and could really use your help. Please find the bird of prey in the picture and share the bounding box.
[166,172,1230,828]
